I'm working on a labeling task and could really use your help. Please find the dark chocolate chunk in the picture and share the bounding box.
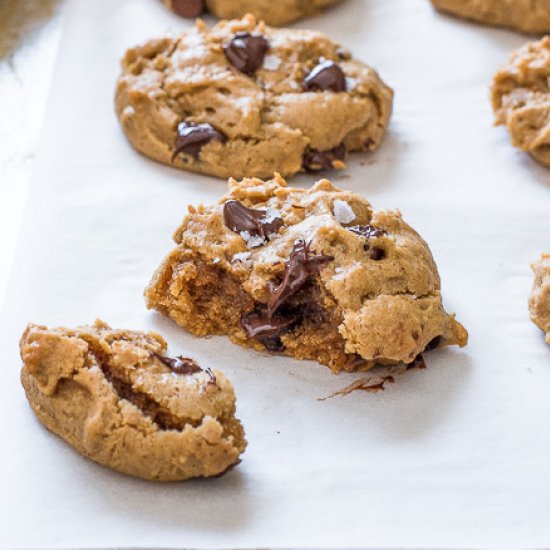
[348,224,386,238]
[223,32,269,76]
[304,60,346,92]
[170,0,206,18]
[223,200,284,240]
[172,122,226,161]
[268,240,333,313]
[156,354,202,375]
[303,144,346,172]
[241,308,295,352]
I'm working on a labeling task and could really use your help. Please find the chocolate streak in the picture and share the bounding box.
[241,240,334,351]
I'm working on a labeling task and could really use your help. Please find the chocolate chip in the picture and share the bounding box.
[156,354,202,375]
[223,200,284,241]
[172,122,226,160]
[349,225,386,238]
[170,0,206,18]
[240,240,333,351]
[303,144,346,172]
[223,32,269,76]
[304,60,346,92]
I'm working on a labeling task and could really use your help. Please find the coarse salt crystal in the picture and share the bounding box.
[333,199,356,224]
[263,55,281,71]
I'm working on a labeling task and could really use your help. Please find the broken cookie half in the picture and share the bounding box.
[145,175,468,373]
[20,320,246,481]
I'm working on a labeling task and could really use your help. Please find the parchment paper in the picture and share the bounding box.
[2,0,550,548]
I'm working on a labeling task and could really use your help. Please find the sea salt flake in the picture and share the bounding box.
[345,76,357,90]
[263,55,281,71]
[333,199,356,224]
[232,252,252,267]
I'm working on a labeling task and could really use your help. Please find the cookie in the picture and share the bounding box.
[163,0,343,26]
[529,254,550,344]
[115,15,393,180]
[431,0,550,34]
[145,175,468,373]
[20,320,246,481]
[491,37,550,168]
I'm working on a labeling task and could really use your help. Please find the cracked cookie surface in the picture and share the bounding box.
[115,15,393,180]
[431,0,550,34]
[529,254,550,344]
[20,320,246,481]
[145,175,468,373]
[492,37,550,168]
[164,0,343,26]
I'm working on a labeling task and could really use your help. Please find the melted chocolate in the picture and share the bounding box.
[240,240,334,350]
[303,144,346,172]
[172,122,226,160]
[223,32,269,76]
[223,200,284,240]
[304,60,347,92]
[268,240,334,313]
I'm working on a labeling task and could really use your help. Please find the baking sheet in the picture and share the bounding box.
[2,0,550,548]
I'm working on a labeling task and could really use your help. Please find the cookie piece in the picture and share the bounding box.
[115,15,393,180]
[163,0,343,26]
[145,175,468,373]
[529,254,550,343]
[431,0,550,34]
[491,37,550,168]
[20,320,246,481]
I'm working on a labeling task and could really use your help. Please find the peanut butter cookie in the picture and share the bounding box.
[492,37,550,168]
[431,0,550,34]
[145,175,468,373]
[163,0,343,26]
[529,254,550,344]
[115,15,393,179]
[20,320,246,481]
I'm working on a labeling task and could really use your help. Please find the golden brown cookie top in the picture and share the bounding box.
[115,15,392,178]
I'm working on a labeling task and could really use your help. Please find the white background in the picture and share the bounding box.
[1,0,550,548]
